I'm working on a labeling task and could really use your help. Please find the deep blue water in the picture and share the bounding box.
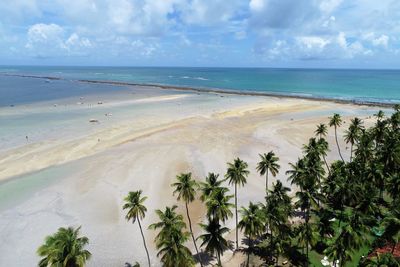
[1,66,400,106]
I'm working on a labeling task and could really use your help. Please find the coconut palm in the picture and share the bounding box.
[329,113,344,161]
[171,172,203,266]
[149,205,186,244]
[225,157,250,249]
[149,205,194,267]
[123,190,151,267]
[239,202,265,267]
[315,123,328,139]
[374,110,385,121]
[205,187,234,223]
[318,138,331,174]
[295,190,318,264]
[325,224,364,267]
[286,158,307,190]
[37,226,91,267]
[199,173,224,202]
[198,219,230,266]
[257,151,280,195]
[344,124,359,162]
[382,209,400,254]
[156,227,195,267]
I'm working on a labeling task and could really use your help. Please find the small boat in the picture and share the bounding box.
[89,119,99,123]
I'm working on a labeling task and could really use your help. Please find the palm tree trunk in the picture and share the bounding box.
[306,207,310,267]
[338,208,344,228]
[350,143,353,162]
[335,127,344,161]
[217,251,222,266]
[391,242,396,254]
[246,236,251,267]
[235,183,239,250]
[266,171,269,195]
[137,219,151,267]
[323,154,331,175]
[185,202,203,267]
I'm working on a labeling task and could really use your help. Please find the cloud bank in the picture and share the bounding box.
[0,0,399,67]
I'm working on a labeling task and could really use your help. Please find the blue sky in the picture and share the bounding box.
[0,0,399,68]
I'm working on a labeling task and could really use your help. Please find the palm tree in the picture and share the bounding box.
[257,151,280,195]
[295,190,318,264]
[149,206,194,267]
[286,158,307,190]
[318,138,331,174]
[149,205,186,244]
[345,117,363,162]
[206,187,234,223]
[239,202,265,267]
[171,172,203,266]
[382,209,400,254]
[198,219,230,266]
[344,125,358,162]
[156,227,195,267]
[325,224,364,267]
[123,190,151,267]
[329,113,344,161]
[226,157,250,249]
[374,110,385,121]
[199,172,224,202]
[37,226,91,267]
[315,123,328,139]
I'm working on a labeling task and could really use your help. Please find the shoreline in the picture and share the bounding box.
[1,72,398,108]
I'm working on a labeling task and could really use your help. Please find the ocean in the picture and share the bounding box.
[1,66,400,106]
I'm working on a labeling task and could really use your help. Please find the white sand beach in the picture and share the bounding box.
[0,85,384,266]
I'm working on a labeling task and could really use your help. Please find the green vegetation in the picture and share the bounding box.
[37,106,400,266]
[37,226,91,267]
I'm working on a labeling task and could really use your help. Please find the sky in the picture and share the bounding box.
[0,0,399,68]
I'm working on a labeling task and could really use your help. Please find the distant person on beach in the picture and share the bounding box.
[26,136,28,142]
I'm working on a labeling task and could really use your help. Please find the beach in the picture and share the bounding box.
[0,81,386,266]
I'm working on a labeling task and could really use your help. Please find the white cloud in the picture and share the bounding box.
[372,35,389,48]
[26,23,64,49]
[297,36,330,50]
[363,32,389,48]
[25,23,92,57]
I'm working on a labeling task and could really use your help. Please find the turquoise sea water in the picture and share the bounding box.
[1,66,400,106]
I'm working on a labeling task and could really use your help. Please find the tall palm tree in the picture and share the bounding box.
[318,138,331,174]
[325,224,364,267]
[345,117,363,162]
[149,205,186,244]
[382,209,400,254]
[295,190,318,264]
[199,172,224,202]
[257,151,280,195]
[206,187,234,223]
[374,110,385,121]
[344,125,358,162]
[286,158,307,190]
[37,226,91,267]
[315,123,328,139]
[198,219,230,266]
[171,172,203,266]
[149,206,194,267]
[239,202,265,267]
[225,157,250,249]
[329,113,344,161]
[156,227,195,267]
[123,190,151,267]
